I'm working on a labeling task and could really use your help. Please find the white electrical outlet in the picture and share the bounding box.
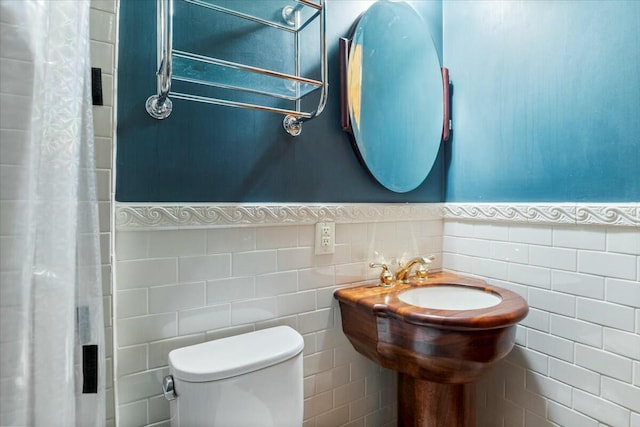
[315,221,335,255]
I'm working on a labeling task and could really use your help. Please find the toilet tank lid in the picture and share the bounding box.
[168,326,304,382]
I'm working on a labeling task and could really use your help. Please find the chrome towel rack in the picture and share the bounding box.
[145,0,328,136]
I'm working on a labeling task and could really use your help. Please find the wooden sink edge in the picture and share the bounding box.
[334,271,529,330]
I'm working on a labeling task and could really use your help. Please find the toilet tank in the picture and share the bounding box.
[165,326,304,427]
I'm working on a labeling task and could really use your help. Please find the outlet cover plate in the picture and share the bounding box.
[315,221,335,255]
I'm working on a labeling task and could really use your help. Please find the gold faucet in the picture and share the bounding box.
[369,262,394,287]
[395,256,435,282]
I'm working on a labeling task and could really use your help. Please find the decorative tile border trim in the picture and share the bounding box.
[443,203,639,227]
[116,203,639,229]
[115,203,444,229]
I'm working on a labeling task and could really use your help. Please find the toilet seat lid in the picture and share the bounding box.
[168,325,304,382]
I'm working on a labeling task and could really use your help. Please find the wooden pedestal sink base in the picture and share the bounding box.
[398,374,474,427]
[334,272,529,427]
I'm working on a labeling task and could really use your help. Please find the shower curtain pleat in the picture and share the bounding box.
[0,1,106,426]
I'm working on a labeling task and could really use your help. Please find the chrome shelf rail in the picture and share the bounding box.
[171,50,323,101]
[145,0,328,136]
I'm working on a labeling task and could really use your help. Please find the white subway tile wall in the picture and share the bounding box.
[444,221,640,427]
[90,0,116,424]
[115,220,442,426]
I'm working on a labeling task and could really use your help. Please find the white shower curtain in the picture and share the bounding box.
[0,1,106,425]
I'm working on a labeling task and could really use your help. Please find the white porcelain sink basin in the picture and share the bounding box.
[399,285,502,310]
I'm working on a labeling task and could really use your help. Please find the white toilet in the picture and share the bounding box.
[163,325,304,427]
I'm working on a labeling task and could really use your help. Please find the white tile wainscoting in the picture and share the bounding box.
[442,204,639,427]
[114,204,444,427]
[113,203,638,427]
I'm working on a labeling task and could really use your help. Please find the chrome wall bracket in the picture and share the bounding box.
[145,95,172,119]
[146,0,328,137]
[283,115,303,137]
[281,5,298,26]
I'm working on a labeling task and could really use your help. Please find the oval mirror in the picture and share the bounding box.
[343,1,444,193]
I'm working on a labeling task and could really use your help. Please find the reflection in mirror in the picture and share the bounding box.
[341,1,444,193]
[348,43,363,132]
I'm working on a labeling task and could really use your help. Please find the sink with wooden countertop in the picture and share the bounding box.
[334,271,528,427]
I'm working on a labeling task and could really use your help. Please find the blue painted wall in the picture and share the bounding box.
[115,1,444,202]
[443,1,640,202]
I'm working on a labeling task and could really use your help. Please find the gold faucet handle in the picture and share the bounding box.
[423,255,436,264]
[415,266,428,279]
[415,256,435,280]
[369,262,394,287]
